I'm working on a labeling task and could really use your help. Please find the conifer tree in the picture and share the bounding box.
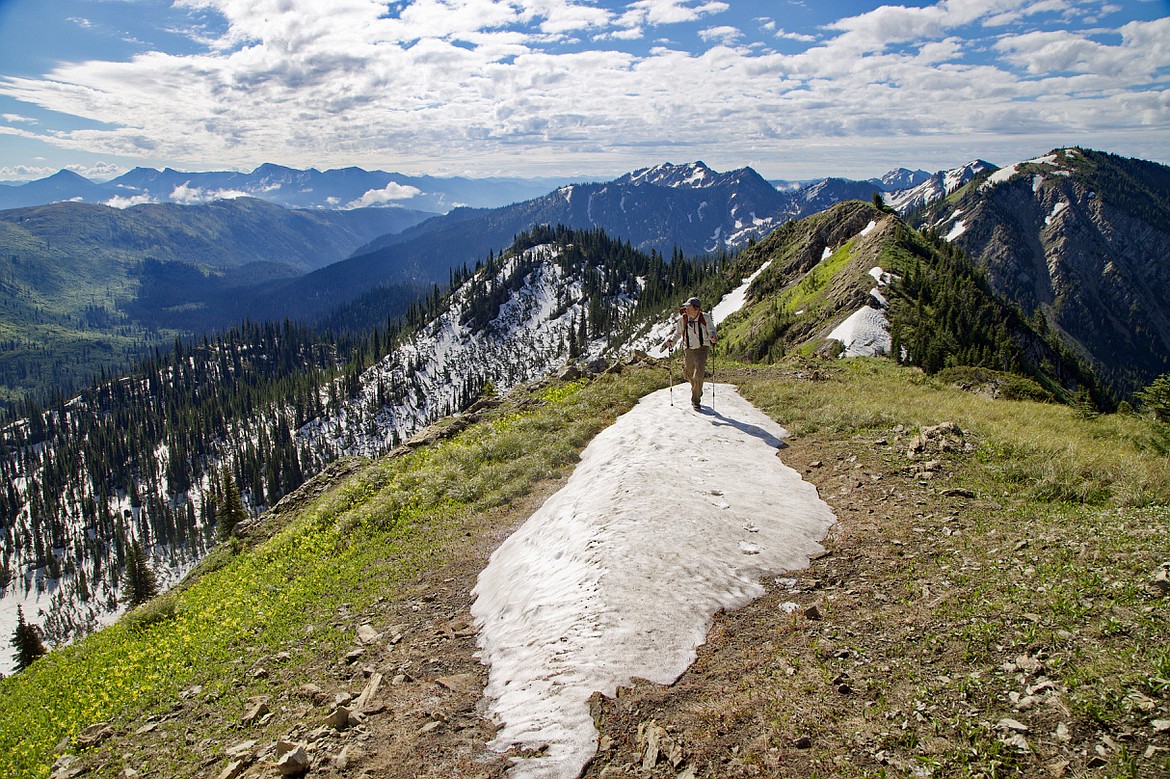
[122,540,159,607]
[11,605,47,671]
[1136,373,1170,423]
[216,468,248,541]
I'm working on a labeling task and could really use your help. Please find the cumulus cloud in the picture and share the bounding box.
[0,164,56,180]
[0,0,1164,177]
[619,0,729,28]
[70,161,126,181]
[344,182,423,208]
[774,28,818,43]
[105,193,158,208]
[170,183,250,203]
[996,16,1170,79]
[698,25,742,44]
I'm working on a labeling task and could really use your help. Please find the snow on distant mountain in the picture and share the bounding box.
[619,161,734,189]
[340,161,794,301]
[0,164,571,213]
[872,167,932,191]
[885,160,995,214]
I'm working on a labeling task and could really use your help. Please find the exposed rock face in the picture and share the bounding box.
[922,148,1170,395]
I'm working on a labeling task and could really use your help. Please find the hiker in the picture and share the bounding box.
[662,296,717,410]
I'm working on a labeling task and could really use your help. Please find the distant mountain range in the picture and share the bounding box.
[262,160,991,328]
[0,197,432,402]
[0,163,572,213]
[0,150,1164,407]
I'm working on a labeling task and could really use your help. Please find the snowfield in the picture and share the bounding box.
[827,306,891,358]
[472,384,836,779]
[826,264,899,359]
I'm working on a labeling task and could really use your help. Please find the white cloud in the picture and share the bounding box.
[68,161,126,181]
[0,164,56,180]
[698,25,742,44]
[594,26,644,41]
[170,183,250,203]
[344,182,423,208]
[0,0,1164,178]
[1,113,36,124]
[774,28,817,43]
[105,193,158,208]
[619,0,729,28]
[995,17,1170,79]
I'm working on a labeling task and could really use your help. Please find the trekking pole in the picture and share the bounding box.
[668,347,674,406]
[710,343,716,413]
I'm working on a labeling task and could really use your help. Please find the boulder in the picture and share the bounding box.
[213,760,247,779]
[906,421,965,458]
[48,755,87,779]
[272,742,310,776]
[324,705,361,730]
[356,624,382,645]
[241,700,269,726]
[585,358,609,374]
[636,720,683,769]
[435,673,479,694]
[75,723,114,749]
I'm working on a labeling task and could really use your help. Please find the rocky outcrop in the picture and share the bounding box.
[920,148,1170,395]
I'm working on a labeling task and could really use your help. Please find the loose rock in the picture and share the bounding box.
[272,742,310,776]
[241,700,269,726]
[75,723,114,749]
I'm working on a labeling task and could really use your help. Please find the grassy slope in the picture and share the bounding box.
[0,370,664,778]
[2,359,1168,778]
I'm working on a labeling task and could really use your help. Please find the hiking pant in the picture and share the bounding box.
[683,347,708,404]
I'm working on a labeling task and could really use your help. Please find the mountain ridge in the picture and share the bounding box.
[0,164,575,213]
[913,147,1170,395]
[0,204,1113,677]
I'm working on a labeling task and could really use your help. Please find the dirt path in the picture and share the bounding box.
[295,385,905,779]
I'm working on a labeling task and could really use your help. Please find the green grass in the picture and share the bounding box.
[779,241,856,315]
[718,240,866,362]
[738,357,1170,507]
[0,369,663,779]
[731,357,1170,777]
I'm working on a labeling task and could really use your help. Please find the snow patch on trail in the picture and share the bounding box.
[472,384,836,778]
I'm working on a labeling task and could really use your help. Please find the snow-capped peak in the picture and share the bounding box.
[983,149,1079,188]
[622,161,715,189]
[885,160,994,215]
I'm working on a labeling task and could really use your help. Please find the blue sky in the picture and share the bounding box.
[0,0,1167,182]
